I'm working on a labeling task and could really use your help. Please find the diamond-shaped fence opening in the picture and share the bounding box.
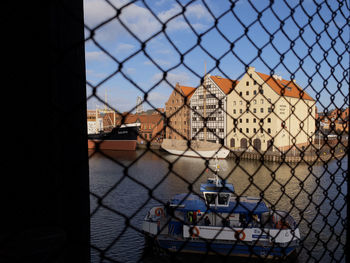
[86,0,348,262]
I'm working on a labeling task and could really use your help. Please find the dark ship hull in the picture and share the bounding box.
[88,124,139,151]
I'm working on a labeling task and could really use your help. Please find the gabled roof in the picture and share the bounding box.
[256,72,314,101]
[180,85,196,99]
[210,76,239,95]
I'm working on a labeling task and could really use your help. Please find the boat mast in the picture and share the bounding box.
[203,62,207,142]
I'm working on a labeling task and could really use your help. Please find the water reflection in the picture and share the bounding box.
[89,150,347,262]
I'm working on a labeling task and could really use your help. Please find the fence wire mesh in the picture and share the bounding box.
[85,0,349,262]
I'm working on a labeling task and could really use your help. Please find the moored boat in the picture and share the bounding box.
[142,160,300,258]
[88,123,140,151]
[161,139,230,159]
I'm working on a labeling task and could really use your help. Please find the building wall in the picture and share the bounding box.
[165,84,191,140]
[190,75,226,144]
[226,67,315,151]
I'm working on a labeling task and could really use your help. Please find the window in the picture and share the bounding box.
[246,128,249,133]
[246,81,249,86]
[260,89,264,94]
[246,118,249,123]
[240,118,242,123]
[239,92,242,96]
[260,108,264,113]
[254,99,257,104]
[254,128,257,133]
[246,91,249,95]
[218,194,230,205]
[261,99,264,104]
[219,128,224,132]
[267,118,271,123]
[240,128,242,133]
[205,193,217,205]
[233,101,236,106]
[268,128,271,134]
[268,107,272,113]
[240,109,243,113]
[240,100,243,105]
[233,109,236,114]
[253,108,257,113]
[253,118,256,123]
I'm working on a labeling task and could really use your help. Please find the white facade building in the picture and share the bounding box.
[190,74,238,145]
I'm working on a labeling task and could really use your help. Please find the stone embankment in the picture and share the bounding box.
[228,147,347,163]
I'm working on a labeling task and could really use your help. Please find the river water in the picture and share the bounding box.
[89,149,347,263]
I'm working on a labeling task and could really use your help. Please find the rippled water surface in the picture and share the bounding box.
[89,150,347,262]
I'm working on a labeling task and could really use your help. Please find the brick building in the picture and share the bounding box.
[115,111,165,144]
[165,83,195,140]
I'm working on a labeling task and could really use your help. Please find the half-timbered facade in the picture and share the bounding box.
[190,74,238,145]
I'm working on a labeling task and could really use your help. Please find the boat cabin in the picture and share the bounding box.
[200,178,234,207]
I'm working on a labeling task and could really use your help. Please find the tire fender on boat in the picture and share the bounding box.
[155,208,164,217]
[235,230,246,241]
[190,226,200,237]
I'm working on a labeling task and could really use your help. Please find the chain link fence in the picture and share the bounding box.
[85,0,349,262]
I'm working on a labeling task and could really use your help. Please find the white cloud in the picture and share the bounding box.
[85,51,107,61]
[84,0,211,42]
[115,43,135,53]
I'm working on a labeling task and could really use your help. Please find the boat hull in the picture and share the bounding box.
[88,139,137,151]
[148,235,296,258]
[161,139,230,159]
[162,148,230,159]
[88,125,139,151]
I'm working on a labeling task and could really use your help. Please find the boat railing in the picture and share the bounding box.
[263,211,297,230]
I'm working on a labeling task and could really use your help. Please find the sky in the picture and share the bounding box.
[84,0,349,113]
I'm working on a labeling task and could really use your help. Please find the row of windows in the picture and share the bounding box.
[193,129,224,134]
[233,127,272,134]
[233,98,271,106]
[192,105,222,110]
[193,117,224,121]
[233,107,272,114]
[237,88,262,97]
[233,117,272,124]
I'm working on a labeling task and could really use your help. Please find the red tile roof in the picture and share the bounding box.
[256,72,314,101]
[210,76,239,94]
[180,86,196,99]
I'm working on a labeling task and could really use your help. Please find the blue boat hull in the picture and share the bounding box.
[153,237,296,258]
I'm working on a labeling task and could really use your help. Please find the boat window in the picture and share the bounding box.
[218,193,230,205]
[205,193,216,205]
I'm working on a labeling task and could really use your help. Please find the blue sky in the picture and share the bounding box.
[84,0,349,113]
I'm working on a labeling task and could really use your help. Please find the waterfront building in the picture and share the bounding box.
[318,107,349,133]
[165,83,195,140]
[87,109,115,134]
[115,111,165,144]
[226,67,316,152]
[190,74,238,144]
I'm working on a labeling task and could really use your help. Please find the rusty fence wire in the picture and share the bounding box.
[85,0,349,262]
